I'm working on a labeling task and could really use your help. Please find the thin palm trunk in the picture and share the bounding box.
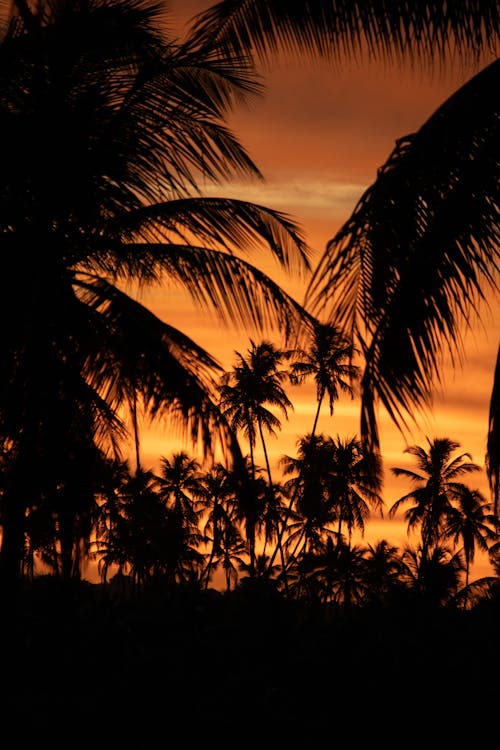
[257,417,288,589]
[268,390,325,572]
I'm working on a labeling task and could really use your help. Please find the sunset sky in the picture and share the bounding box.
[128,1,499,576]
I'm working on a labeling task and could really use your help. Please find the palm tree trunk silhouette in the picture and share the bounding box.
[257,417,288,591]
[268,388,326,574]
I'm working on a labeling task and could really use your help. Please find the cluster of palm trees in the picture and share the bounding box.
[23,334,500,610]
[0,0,497,603]
[91,427,498,609]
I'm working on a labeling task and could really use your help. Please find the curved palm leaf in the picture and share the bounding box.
[76,273,244,460]
[189,0,500,68]
[305,59,500,450]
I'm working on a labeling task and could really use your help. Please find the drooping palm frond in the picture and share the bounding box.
[486,345,500,515]
[115,196,312,275]
[305,59,500,451]
[189,0,500,69]
[75,273,237,461]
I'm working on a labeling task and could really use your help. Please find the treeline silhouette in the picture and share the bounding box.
[6,338,500,610]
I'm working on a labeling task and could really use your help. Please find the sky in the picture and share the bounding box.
[126,1,499,578]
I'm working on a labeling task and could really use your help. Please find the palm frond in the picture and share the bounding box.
[113,195,312,274]
[305,58,500,450]
[75,273,237,460]
[107,241,314,342]
[189,0,500,69]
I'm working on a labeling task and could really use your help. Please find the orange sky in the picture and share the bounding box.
[127,1,499,578]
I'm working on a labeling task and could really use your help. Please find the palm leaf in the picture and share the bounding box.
[104,241,314,341]
[305,59,500,450]
[189,0,500,69]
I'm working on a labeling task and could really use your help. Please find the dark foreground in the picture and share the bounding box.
[1,577,498,745]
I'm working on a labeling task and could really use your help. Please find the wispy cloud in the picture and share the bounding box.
[200,177,365,218]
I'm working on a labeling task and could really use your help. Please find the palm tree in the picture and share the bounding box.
[279,434,342,570]
[155,452,204,529]
[197,463,248,590]
[362,540,408,605]
[328,434,383,542]
[443,487,499,587]
[0,0,314,590]
[219,339,293,575]
[269,326,361,574]
[389,437,481,562]
[191,1,500,457]
[318,539,369,608]
[400,543,466,606]
[289,321,359,437]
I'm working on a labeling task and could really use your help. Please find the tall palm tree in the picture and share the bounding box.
[219,339,293,575]
[269,325,361,573]
[389,437,481,562]
[155,452,204,529]
[0,0,314,590]
[444,487,499,587]
[191,1,500,457]
[279,434,342,569]
[197,462,240,588]
[328,435,383,542]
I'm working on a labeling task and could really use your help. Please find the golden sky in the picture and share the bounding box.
[131,1,499,576]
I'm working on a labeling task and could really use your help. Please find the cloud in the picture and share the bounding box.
[200,176,365,218]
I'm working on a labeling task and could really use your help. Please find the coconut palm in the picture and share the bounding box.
[0,0,314,589]
[362,540,408,605]
[155,452,204,529]
[289,321,359,437]
[389,437,481,562]
[219,339,293,574]
[400,543,466,605]
[269,326,360,573]
[197,464,247,590]
[328,434,383,541]
[444,487,499,587]
[191,1,500,457]
[279,434,342,569]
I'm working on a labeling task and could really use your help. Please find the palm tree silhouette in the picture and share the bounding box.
[198,463,248,590]
[289,321,359,437]
[219,339,293,575]
[155,452,204,530]
[328,435,384,542]
[444,487,499,587]
[400,543,466,605]
[280,434,342,572]
[269,324,360,573]
[0,0,314,590]
[362,540,408,605]
[191,0,499,460]
[389,437,481,564]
